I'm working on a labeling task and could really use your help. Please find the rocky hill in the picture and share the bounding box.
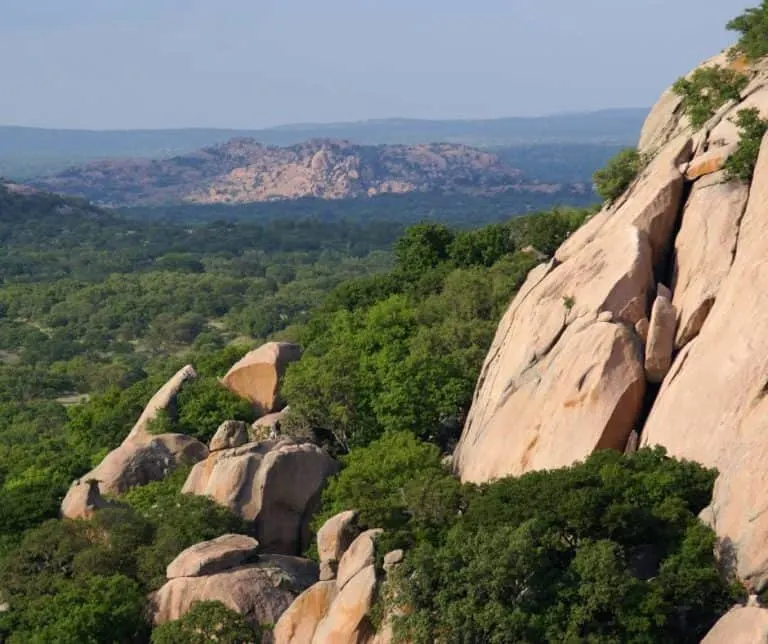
[450,49,768,639]
[29,138,567,207]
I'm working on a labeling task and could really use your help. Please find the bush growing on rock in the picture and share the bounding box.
[592,148,644,203]
[389,448,741,644]
[150,600,259,644]
[672,66,748,129]
[724,107,768,182]
[728,0,768,61]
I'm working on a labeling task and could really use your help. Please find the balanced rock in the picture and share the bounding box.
[151,554,317,629]
[644,295,676,383]
[221,342,302,413]
[701,606,768,643]
[209,420,249,452]
[183,439,339,554]
[317,510,359,581]
[60,479,118,520]
[166,534,259,579]
[61,366,208,516]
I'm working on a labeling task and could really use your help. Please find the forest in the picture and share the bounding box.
[0,172,739,642]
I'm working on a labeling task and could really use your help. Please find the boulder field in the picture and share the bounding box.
[451,50,768,635]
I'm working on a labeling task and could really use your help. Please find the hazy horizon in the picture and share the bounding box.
[0,107,649,133]
[0,0,753,130]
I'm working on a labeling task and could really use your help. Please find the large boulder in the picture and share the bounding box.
[701,606,768,644]
[641,133,768,591]
[221,342,302,413]
[60,479,119,520]
[166,534,259,579]
[209,420,250,452]
[272,581,337,644]
[275,518,394,644]
[183,439,339,554]
[317,510,360,581]
[150,554,317,629]
[453,225,652,483]
[671,171,748,349]
[644,294,676,384]
[61,366,208,517]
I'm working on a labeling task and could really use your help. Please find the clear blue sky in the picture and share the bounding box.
[0,0,753,129]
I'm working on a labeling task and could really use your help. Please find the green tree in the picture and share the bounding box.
[394,223,455,282]
[728,1,768,61]
[673,67,748,129]
[150,601,259,644]
[593,148,644,203]
[390,448,739,644]
[724,107,768,182]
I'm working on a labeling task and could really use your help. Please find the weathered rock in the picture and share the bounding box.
[150,555,317,628]
[457,320,645,483]
[642,133,768,591]
[597,310,614,323]
[701,606,768,643]
[656,283,672,300]
[634,317,650,343]
[623,430,640,456]
[454,225,653,483]
[209,420,249,452]
[69,432,208,501]
[644,295,677,383]
[709,86,768,147]
[312,565,377,644]
[671,171,748,349]
[61,366,208,516]
[317,510,359,581]
[60,479,118,520]
[383,550,404,572]
[183,439,339,554]
[166,534,259,579]
[128,364,197,440]
[556,135,691,269]
[684,143,738,180]
[638,86,683,155]
[221,342,302,413]
[273,581,337,644]
[337,529,382,591]
[251,408,288,442]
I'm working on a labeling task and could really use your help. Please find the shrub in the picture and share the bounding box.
[724,107,768,182]
[673,66,748,129]
[728,1,768,61]
[593,148,644,203]
[390,448,741,644]
[150,600,259,644]
[312,432,465,555]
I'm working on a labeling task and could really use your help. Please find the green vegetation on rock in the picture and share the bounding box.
[724,108,768,182]
[673,66,748,129]
[150,600,260,644]
[383,447,740,644]
[592,148,644,203]
[728,0,768,61]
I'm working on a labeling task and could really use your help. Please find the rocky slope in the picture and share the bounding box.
[452,49,768,636]
[29,138,569,207]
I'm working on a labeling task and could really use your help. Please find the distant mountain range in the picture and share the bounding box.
[30,138,591,207]
[0,109,647,179]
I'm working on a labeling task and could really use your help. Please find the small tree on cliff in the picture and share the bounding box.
[728,1,768,61]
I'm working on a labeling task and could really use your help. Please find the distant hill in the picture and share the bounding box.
[0,109,647,179]
[30,138,589,207]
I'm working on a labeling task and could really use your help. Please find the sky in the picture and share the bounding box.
[0,0,755,130]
